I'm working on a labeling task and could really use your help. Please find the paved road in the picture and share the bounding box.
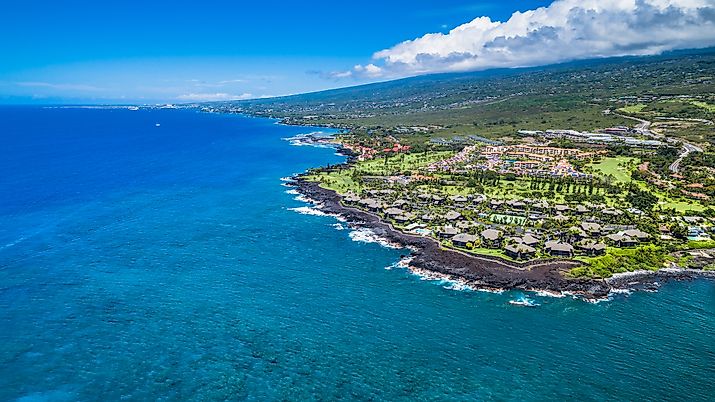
[612,111,661,138]
[611,111,702,173]
[670,142,703,173]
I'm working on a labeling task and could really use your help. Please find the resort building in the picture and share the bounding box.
[545,241,574,257]
[480,229,503,248]
[452,233,478,248]
[505,243,537,260]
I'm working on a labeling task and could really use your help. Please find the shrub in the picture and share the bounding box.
[569,245,671,278]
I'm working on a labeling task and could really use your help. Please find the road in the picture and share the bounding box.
[670,142,703,173]
[610,110,702,173]
[611,111,660,138]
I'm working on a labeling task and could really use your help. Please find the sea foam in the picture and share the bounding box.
[288,206,330,217]
[348,228,401,249]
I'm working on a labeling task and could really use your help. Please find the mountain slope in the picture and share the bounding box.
[206,49,715,139]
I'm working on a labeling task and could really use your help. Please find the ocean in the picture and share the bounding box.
[1,107,713,401]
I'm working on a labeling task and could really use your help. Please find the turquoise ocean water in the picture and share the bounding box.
[0,107,713,401]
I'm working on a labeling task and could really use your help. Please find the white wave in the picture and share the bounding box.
[509,297,540,307]
[285,189,300,195]
[331,223,346,231]
[288,206,331,217]
[293,194,313,203]
[442,281,474,292]
[348,228,401,249]
[585,297,610,304]
[282,132,337,148]
[532,290,566,298]
[385,256,413,270]
[287,203,347,223]
[406,266,481,292]
[559,290,610,304]
[474,287,505,294]
[606,269,655,282]
[609,288,632,296]
[287,141,336,148]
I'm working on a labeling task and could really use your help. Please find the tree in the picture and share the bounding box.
[626,186,658,211]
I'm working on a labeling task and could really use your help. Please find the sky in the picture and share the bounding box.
[1,0,714,104]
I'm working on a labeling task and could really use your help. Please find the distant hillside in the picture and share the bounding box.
[206,49,715,140]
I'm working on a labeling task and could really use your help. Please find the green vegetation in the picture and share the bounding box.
[305,151,451,194]
[618,103,647,114]
[588,157,638,184]
[569,245,672,279]
[686,240,715,250]
[490,214,526,225]
[659,198,706,213]
[206,50,715,280]
[690,100,715,113]
[447,244,518,261]
[214,50,715,142]
[587,154,707,213]
[626,186,658,211]
[351,151,452,175]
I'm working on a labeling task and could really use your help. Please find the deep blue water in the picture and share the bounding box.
[1,107,714,401]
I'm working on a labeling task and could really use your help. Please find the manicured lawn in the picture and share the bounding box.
[306,170,361,194]
[451,246,518,262]
[588,156,639,184]
[355,151,453,175]
[658,198,706,213]
[307,151,454,194]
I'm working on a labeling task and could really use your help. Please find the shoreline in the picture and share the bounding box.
[284,137,714,302]
[290,177,615,301]
[291,177,715,301]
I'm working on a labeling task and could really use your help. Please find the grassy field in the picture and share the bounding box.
[618,104,648,114]
[587,157,706,212]
[311,149,707,213]
[447,245,519,262]
[690,100,715,112]
[569,245,672,278]
[354,151,452,175]
[306,151,452,194]
[588,156,639,184]
[658,197,706,213]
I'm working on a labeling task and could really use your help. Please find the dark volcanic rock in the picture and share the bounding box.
[292,178,613,300]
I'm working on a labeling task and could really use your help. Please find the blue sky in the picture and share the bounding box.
[1,0,713,104]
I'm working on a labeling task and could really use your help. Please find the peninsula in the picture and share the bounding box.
[204,50,715,300]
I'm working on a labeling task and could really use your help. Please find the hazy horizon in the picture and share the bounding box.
[2,0,715,104]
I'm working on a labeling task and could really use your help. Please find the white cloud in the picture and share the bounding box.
[346,0,715,78]
[176,92,254,101]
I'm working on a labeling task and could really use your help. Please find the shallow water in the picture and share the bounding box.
[1,107,713,401]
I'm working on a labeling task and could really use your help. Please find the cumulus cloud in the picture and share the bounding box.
[344,0,715,79]
[176,92,254,101]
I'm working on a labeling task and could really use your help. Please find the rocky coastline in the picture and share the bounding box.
[289,177,615,300]
[286,133,714,302]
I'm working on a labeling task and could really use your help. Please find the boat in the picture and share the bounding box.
[128,106,139,111]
